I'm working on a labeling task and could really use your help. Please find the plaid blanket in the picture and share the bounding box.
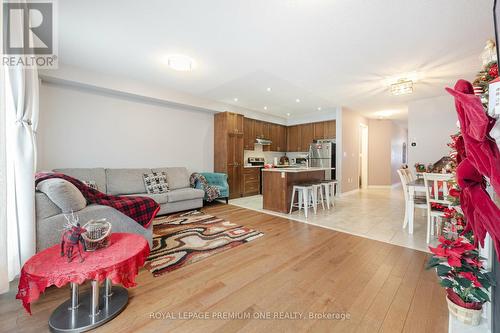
[189,173,220,202]
[35,173,160,228]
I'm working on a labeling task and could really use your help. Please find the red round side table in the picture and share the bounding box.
[16,233,150,332]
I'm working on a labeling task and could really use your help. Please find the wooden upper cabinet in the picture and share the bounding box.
[243,118,255,150]
[287,125,301,152]
[300,123,313,151]
[278,125,287,152]
[262,122,270,139]
[227,112,243,134]
[324,120,336,139]
[313,122,325,140]
[254,120,264,139]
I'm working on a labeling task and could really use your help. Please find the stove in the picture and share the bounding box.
[247,157,265,194]
[247,157,265,166]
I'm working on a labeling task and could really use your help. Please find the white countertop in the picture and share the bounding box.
[262,167,335,173]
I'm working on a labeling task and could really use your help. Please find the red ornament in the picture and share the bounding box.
[489,63,498,78]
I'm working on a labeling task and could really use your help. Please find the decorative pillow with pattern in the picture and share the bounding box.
[82,180,98,191]
[143,172,169,194]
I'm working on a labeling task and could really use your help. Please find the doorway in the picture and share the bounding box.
[359,124,368,189]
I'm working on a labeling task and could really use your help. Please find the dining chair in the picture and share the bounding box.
[423,173,454,243]
[397,169,427,230]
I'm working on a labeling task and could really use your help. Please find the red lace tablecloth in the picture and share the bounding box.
[16,233,150,314]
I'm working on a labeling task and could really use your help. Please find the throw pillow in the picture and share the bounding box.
[82,180,98,191]
[143,172,169,194]
[36,178,87,213]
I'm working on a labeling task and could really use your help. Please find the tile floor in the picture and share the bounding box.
[230,186,438,252]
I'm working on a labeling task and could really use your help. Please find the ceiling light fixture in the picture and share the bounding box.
[263,106,268,110]
[295,98,301,103]
[166,55,195,71]
[233,98,238,102]
[390,80,413,96]
[317,107,322,111]
[266,87,272,92]
[286,113,291,117]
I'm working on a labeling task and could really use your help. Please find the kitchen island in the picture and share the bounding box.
[262,167,335,213]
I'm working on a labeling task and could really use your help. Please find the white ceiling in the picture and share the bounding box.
[57,0,493,120]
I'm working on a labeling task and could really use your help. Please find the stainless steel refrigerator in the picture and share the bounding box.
[308,140,336,180]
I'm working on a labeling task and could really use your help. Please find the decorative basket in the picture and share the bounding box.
[446,296,483,326]
[82,219,112,251]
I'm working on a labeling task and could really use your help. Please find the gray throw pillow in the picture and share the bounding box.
[36,179,87,213]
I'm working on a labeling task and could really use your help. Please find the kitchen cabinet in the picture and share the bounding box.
[300,123,313,152]
[254,120,264,139]
[277,125,287,152]
[324,120,336,139]
[243,118,255,150]
[214,112,244,199]
[243,167,260,196]
[287,125,301,152]
[227,112,243,134]
[313,122,325,140]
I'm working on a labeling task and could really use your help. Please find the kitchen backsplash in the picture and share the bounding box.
[244,145,308,165]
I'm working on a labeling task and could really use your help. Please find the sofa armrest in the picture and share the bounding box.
[200,172,228,187]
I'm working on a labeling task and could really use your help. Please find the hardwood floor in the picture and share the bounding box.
[0,204,448,333]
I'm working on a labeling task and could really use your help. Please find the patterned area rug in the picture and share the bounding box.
[145,210,264,276]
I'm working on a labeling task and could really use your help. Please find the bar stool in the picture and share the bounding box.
[311,183,325,211]
[289,184,316,218]
[320,180,338,209]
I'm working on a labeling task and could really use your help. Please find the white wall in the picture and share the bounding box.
[38,82,214,172]
[407,95,458,170]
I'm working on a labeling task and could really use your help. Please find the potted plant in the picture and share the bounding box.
[427,234,495,326]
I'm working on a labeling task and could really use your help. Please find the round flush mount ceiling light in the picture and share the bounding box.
[166,55,195,71]
[317,107,322,111]
[286,113,291,117]
[233,98,238,102]
[266,87,272,92]
[263,106,268,110]
[295,98,301,103]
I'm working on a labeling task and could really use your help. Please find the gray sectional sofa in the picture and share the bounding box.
[36,167,205,251]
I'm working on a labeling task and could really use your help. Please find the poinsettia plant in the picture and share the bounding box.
[427,235,494,305]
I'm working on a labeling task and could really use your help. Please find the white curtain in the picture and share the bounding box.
[0,2,7,294]
[0,2,40,293]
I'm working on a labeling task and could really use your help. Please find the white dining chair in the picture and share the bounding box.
[423,173,454,244]
[397,169,427,230]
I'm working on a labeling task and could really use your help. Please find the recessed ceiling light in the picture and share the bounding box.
[295,98,301,103]
[317,107,322,111]
[166,55,195,71]
[266,87,272,92]
[263,106,268,110]
[286,113,291,117]
[233,97,238,102]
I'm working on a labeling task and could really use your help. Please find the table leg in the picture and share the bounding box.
[69,283,79,310]
[90,280,100,317]
[408,186,415,234]
[49,280,129,333]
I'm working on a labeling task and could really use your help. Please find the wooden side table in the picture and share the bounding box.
[16,233,149,332]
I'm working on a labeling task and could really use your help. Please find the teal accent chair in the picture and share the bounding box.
[194,172,229,203]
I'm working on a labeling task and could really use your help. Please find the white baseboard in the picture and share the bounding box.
[367,183,401,189]
[339,188,360,196]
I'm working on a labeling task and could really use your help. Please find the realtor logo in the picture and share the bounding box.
[2,0,58,68]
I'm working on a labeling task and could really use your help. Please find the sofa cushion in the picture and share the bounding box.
[36,179,87,213]
[123,193,169,204]
[106,168,151,195]
[143,172,169,194]
[36,192,62,219]
[53,168,107,193]
[166,188,204,203]
[152,167,190,190]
